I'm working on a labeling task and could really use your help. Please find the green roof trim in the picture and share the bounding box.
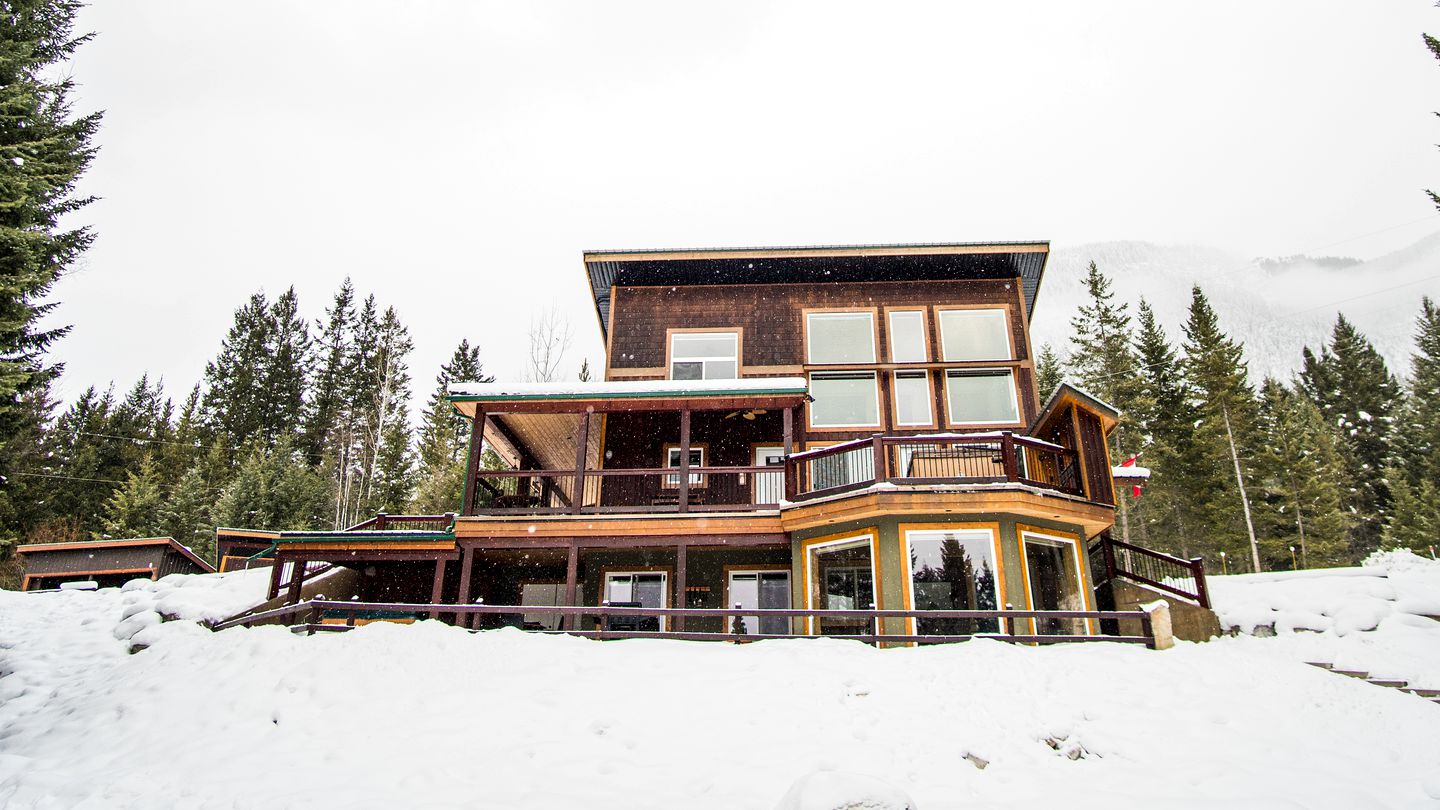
[448,386,808,404]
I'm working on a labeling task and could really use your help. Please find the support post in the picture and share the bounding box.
[677,409,692,513]
[456,545,475,627]
[1001,432,1019,481]
[871,433,886,484]
[1191,557,1211,610]
[563,542,579,632]
[285,557,306,607]
[674,542,688,632]
[572,409,591,515]
[429,558,446,620]
[267,554,284,600]
[782,405,796,502]
[460,406,486,516]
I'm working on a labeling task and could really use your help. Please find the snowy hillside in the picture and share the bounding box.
[1032,233,1440,380]
[2,561,1439,808]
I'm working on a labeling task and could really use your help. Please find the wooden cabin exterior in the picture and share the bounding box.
[17,537,215,591]
[248,243,1208,642]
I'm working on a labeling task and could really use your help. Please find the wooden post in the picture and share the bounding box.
[375,512,387,531]
[1101,534,1118,583]
[267,554,284,600]
[572,410,591,515]
[1001,432,1019,482]
[782,405,796,502]
[871,433,886,484]
[429,558,446,620]
[460,406,486,516]
[285,558,306,606]
[1191,557,1211,609]
[677,409,692,513]
[563,542,579,632]
[456,545,475,627]
[674,542,688,632]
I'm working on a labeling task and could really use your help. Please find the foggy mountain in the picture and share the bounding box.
[1030,233,1440,382]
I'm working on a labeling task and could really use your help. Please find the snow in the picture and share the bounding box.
[1207,549,1440,688]
[1,574,1439,808]
[112,567,279,629]
[448,376,808,398]
[1109,465,1151,479]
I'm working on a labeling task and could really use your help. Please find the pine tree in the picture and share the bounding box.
[158,464,216,563]
[1253,379,1350,568]
[361,307,415,514]
[201,292,273,450]
[1298,314,1401,559]
[1426,33,1440,209]
[257,287,311,447]
[302,279,355,465]
[577,358,593,382]
[155,385,203,488]
[1182,286,1262,572]
[214,438,329,531]
[413,339,490,514]
[100,456,165,539]
[1395,297,1440,488]
[1384,472,1439,552]
[0,0,101,457]
[1034,343,1064,401]
[1130,299,1199,557]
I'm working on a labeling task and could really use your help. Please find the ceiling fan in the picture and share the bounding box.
[722,408,769,421]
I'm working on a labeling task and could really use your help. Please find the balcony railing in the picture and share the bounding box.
[786,432,1083,502]
[467,431,1083,516]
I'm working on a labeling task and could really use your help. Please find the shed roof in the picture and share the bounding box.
[582,242,1050,342]
[16,536,216,574]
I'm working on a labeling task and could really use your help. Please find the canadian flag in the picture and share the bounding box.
[1121,454,1142,499]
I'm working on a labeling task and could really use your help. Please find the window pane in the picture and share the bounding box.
[888,311,927,362]
[807,313,876,364]
[946,370,1019,424]
[939,310,1011,361]
[808,538,874,636]
[1024,537,1086,636]
[894,371,932,426]
[671,361,703,380]
[809,373,879,427]
[672,333,737,359]
[707,360,738,379]
[908,531,1000,635]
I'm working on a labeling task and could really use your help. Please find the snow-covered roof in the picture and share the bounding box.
[1112,465,1152,479]
[448,377,808,401]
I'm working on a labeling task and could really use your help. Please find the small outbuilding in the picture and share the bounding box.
[16,537,215,591]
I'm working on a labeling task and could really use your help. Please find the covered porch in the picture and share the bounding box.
[448,378,808,516]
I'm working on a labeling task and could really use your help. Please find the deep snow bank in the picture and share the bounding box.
[0,585,1438,810]
[1207,549,1440,689]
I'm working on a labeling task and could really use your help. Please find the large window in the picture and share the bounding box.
[938,309,1011,362]
[887,310,928,362]
[945,369,1020,425]
[893,371,932,427]
[670,332,738,380]
[604,571,667,631]
[728,570,790,636]
[807,312,876,364]
[1021,531,1088,636]
[905,529,1001,636]
[809,372,880,428]
[805,535,876,636]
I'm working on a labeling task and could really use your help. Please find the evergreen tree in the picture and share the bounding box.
[0,378,57,542]
[214,438,329,531]
[302,279,355,465]
[257,287,311,447]
[158,464,216,563]
[201,292,273,450]
[361,307,415,514]
[1383,472,1439,552]
[1130,299,1199,557]
[1298,314,1401,559]
[155,385,203,488]
[413,339,490,514]
[577,358,593,382]
[1181,286,1262,571]
[0,0,101,470]
[1253,379,1349,568]
[1426,33,1440,209]
[1395,297,1440,488]
[99,456,165,539]
[1034,343,1064,401]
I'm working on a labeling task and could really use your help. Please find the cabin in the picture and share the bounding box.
[238,242,1215,643]
[17,537,215,591]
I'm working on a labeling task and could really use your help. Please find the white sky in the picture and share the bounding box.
[47,0,1440,404]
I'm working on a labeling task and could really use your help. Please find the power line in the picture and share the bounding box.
[71,431,239,452]
[9,471,128,485]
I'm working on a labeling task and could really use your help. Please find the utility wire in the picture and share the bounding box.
[70,431,239,452]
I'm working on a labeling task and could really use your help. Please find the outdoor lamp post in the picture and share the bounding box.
[1289,545,1297,570]
[1219,550,1228,575]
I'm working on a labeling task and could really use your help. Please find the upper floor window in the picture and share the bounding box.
[808,371,881,428]
[945,368,1020,425]
[807,312,876,364]
[887,310,928,363]
[938,309,1011,362]
[670,332,738,380]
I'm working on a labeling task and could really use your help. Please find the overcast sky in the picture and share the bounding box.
[46,1,1440,405]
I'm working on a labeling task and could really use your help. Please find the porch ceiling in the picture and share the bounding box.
[487,412,603,472]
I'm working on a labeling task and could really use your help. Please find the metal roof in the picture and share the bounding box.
[582,242,1050,342]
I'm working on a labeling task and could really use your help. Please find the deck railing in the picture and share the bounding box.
[786,432,1083,502]
[1089,533,1210,609]
[471,466,781,515]
[212,599,1166,648]
[344,513,456,532]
